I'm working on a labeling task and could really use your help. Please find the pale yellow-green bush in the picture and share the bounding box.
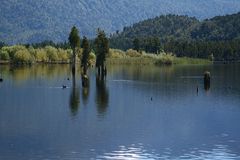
[13,49,33,64]
[155,53,175,65]
[88,52,96,65]
[1,45,27,59]
[35,49,48,62]
[58,48,70,62]
[44,46,59,62]
[109,49,126,58]
[0,50,10,60]
[126,49,142,57]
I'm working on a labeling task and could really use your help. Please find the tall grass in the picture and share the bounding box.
[108,49,211,65]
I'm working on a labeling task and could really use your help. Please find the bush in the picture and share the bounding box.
[44,46,59,62]
[58,48,70,62]
[155,53,175,65]
[1,45,27,59]
[126,49,141,57]
[109,49,126,58]
[0,50,10,60]
[13,49,33,64]
[88,52,96,65]
[35,49,48,62]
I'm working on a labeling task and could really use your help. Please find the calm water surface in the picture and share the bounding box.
[0,64,240,160]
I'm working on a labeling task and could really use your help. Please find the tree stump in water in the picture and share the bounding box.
[82,74,89,87]
[204,71,210,90]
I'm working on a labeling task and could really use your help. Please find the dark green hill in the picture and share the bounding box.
[111,12,240,47]
[110,13,240,60]
[1,0,240,44]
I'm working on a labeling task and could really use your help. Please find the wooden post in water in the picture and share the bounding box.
[204,71,211,91]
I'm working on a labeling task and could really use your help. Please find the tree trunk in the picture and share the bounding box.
[72,47,76,76]
[98,66,101,76]
[83,65,87,75]
[101,64,104,78]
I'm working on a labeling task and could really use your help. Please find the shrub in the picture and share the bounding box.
[126,49,141,57]
[44,46,59,62]
[13,49,33,64]
[0,50,10,60]
[35,49,48,62]
[58,48,70,62]
[208,53,214,61]
[1,45,27,59]
[88,52,96,65]
[109,49,126,58]
[155,53,175,65]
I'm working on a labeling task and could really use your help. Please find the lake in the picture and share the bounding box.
[0,64,240,160]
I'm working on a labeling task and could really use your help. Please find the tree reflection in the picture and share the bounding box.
[82,75,90,105]
[69,74,80,116]
[95,75,109,116]
[204,82,210,91]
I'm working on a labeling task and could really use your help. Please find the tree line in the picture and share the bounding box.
[110,13,240,61]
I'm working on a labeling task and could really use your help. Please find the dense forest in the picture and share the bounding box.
[110,13,240,61]
[1,0,240,44]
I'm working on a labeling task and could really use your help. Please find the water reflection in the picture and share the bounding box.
[97,144,240,160]
[69,74,80,116]
[204,81,211,91]
[82,84,90,106]
[95,75,109,116]
[0,64,240,160]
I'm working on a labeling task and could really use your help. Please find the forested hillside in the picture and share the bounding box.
[110,13,240,61]
[1,0,240,44]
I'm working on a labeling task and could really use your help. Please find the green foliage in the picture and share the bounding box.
[208,53,215,61]
[13,49,33,64]
[110,13,240,61]
[3,0,240,44]
[126,49,141,57]
[155,53,175,65]
[44,46,59,62]
[1,45,27,59]
[81,36,90,67]
[0,50,10,60]
[133,38,140,52]
[95,29,109,67]
[164,40,240,61]
[35,49,48,62]
[0,44,83,64]
[69,26,80,49]
[0,42,6,48]
[58,48,70,62]
[109,49,126,58]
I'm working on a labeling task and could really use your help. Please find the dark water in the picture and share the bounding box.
[0,64,240,160]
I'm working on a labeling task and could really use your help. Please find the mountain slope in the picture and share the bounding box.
[1,0,240,44]
[110,12,240,50]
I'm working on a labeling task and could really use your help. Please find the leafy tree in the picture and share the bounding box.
[81,36,90,75]
[94,29,109,76]
[133,38,140,52]
[68,26,80,75]
[0,42,6,48]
